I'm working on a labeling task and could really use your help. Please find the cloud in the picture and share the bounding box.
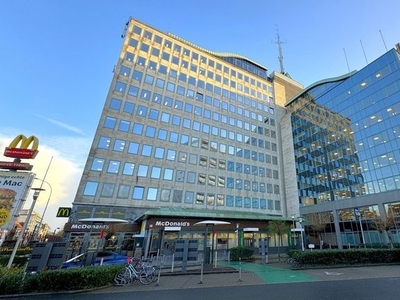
[32,113,86,136]
[0,133,90,231]
[46,118,86,136]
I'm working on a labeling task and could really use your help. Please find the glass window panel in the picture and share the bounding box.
[132,186,144,200]
[98,136,111,149]
[104,117,116,129]
[117,185,130,198]
[145,126,156,138]
[137,164,148,177]
[91,158,105,171]
[167,149,176,161]
[83,182,98,196]
[185,191,194,203]
[141,144,152,156]
[147,188,158,201]
[123,102,134,114]
[128,142,139,154]
[187,172,196,183]
[101,183,115,197]
[164,168,173,180]
[154,147,164,159]
[136,105,147,117]
[118,120,130,132]
[113,139,125,152]
[123,162,135,175]
[132,123,144,135]
[107,160,120,173]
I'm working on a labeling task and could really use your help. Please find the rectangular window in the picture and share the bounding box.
[147,188,158,201]
[117,185,130,198]
[132,186,145,200]
[107,160,120,174]
[101,183,115,197]
[83,182,98,196]
[123,162,135,175]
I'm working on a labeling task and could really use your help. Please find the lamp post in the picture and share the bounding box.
[354,208,366,248]
[299,217,305,251]
[291,215,295,246]
[52,227,60,241]
[7,188,44,269]
[34,178,52,241]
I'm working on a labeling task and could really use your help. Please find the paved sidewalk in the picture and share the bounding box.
[93,262,400,294]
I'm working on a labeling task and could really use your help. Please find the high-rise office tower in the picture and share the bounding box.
[65,17,303,254]
[285,44,400,248]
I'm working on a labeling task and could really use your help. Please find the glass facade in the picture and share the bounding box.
[287,48,400,247]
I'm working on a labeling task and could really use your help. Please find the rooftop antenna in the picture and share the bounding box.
[360,40,368,64]
[343,48,351,73]
[379,30,388,51]
[273,25,286,75]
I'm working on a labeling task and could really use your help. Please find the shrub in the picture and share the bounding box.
[0,265,122,296]
[229,246,254,261]
[286,248,400,268]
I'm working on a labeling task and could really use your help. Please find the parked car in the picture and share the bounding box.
[61,251,130,269]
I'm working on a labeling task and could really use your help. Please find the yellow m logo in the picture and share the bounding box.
[57,207,71,218]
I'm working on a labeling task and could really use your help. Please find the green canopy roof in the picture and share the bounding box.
[136,207,292,222]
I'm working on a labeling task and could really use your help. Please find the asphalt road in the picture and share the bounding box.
[6,277,400,300]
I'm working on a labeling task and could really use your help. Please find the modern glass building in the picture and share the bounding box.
[285,44,400,249]
[65,17,303,257]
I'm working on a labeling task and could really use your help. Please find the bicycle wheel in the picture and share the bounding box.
[138,267,156,285]
[114,267,131,286]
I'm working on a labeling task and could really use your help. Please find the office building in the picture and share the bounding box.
[65,17,303,256]
[285,43,400,248]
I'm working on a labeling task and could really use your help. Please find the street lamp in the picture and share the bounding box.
[354,208,366,248]
[52,227,60,241]
[291,215,295,246]
[7,188,45,269]
[299,217,305,251]
[34,178,52,241]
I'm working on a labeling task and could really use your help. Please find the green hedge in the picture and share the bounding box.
[0,256,29,268]
[229,246,254,261]
[0,265,122,296]
[287,249,400,268]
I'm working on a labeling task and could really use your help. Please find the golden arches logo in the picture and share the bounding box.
[4,134,39,159]
[57,207,71,218]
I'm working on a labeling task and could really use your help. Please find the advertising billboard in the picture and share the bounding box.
[0,171,34,229]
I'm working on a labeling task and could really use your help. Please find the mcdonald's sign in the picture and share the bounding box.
[57,207,71,218]
[4,134,39,159]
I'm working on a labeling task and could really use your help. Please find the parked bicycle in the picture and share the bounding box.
[114,258,157,286]
[286,257,302,268]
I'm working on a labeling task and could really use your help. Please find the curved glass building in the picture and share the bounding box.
[285,45,400,248]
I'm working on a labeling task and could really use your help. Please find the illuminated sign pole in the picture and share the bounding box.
[3,135,54,269]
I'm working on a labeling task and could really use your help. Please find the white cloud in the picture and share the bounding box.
[32,114,87,136]
[0,133,90,231]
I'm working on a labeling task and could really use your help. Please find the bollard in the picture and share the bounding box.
[199,258,204,284]
[238,257,242,282]
[171,253,175,273]
[155,258,163,286]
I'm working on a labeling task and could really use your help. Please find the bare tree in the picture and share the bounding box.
[268,220,290,261]
[370,214,396,248]
[305,212,332,249]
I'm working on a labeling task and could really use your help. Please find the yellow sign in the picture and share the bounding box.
[4,134,39,159]
[0,209,10,226]
[57,207,71,218]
